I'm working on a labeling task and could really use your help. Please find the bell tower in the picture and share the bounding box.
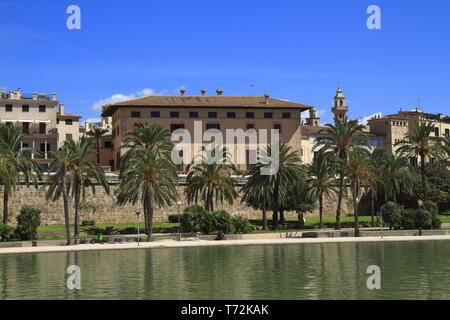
[332,84,349,121]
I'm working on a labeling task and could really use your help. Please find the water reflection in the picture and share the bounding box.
[0,241,449,300]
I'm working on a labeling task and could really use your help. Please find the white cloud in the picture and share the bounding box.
[358,112,382,125]
[91,88,162,111]
[84,118,102,123]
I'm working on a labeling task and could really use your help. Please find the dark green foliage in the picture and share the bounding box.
[0,224,14,241]
[168,214,182,223]
[81,220,96,227]
[415,208,433,229]
[86,226,119,235]
[213,210,233,234]
[381,202,405,230]
[401,209,417,230]
[14,206,41,241]
[423,201,439,216]
[231,216,252,234]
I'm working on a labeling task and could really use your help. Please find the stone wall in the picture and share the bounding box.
[1,183,352,226]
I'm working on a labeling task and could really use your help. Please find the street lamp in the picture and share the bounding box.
[136,211,141,246]
[177,201,182,240]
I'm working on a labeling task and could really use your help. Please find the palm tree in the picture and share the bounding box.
[396,121,443,199]
[241,165,272,230]
[0,124,41,225]
[47,148,75,245]
[64,136,110,238]
[438,135,450,166]
[381,153,413,203]
[117,123,178,241]
[306,153,338,229]
[257,143,303,230]
[315,117,366,230]
[344,149,377,237]
[87,126,108,165]
[186,146,238,212]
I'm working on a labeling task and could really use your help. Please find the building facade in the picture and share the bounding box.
[101,89,312,171]
[0,88,81,167]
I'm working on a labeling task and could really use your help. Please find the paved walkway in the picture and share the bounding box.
[1,235,450,255]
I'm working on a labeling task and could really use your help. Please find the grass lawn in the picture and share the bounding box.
[38,221,179,234]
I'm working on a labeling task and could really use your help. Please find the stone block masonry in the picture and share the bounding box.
[1,180,351,226]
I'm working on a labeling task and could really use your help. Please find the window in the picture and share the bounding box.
[264,112,273,119]
[65,119,73,125]
[445,129,450,137]
[39,123,46,134]
[434,127,440,137]
[22,143,29,149]
[274,124,282,133]
[170,111,180,118]
[39,105,46,113]
[171,124,185,132]
[66,134,73,141]
[246,112,254,119]
[206,123,220,130]
[22,122,30,134]
[104,141,112,148]
[282,112,291,119]
[22,105,29,112]
[189,111,199,118]
[5,104,12,112]
[6,122,12,128]
[410,157,418,167]
[131,111,141,118]
[56,118,60,124]
[247,124,255,130]
[40,143,51,153]
[208,112,217,118]
[151,111,160,118]
[227,112,236,118]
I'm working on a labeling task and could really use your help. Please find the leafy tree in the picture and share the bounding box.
[344,149,378,237]
[87,126,108,164]
[0,124,41,225]
[117,123,178,241]
[306,153,338,229]
[396,121,443,198]
[186,146,238,212]
[47,148,76,245]
[64,137,110,238]
[315,117,366,230]
[14,206,41,241]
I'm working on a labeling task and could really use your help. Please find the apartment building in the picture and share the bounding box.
[80,117,114,169]
[101,89,312,171]
[0,88,81,167]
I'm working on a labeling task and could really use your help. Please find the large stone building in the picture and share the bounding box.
[101,88,312,171]
[0,88,81,167]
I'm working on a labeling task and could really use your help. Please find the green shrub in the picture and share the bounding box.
[381,202,404,230]
[401,209,417,230]
[180,206,216,235]
[0,224,15,242]
[81,220,96,227]
[14,206,41,241]
[423,201,439,216]
[213,210,233,234]
[432,216,442,229]
[168,214,182,223]
[415,208,433,230]
[231,216,252,234]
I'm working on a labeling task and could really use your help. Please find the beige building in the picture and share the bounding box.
[0,88,81,167]
[80,117,114,169]
[101,89,312,172]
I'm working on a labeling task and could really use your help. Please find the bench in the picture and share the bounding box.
[178,232,199,241]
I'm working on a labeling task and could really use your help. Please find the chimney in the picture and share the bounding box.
[201,89,206,96]
[52,92,57,101]
[180,88,186,96]
[84,121,89,131]
[59,104,65,115]
[216,89,224,96]
[264,93,270,104]
[32,92,38,100]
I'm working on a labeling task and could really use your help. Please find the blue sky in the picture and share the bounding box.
[1,0,449,124]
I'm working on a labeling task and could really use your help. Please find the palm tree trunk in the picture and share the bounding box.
[336,171,345,230]
[61,168,71,246]
[272,181,280,230]
[147,194,154,241]
[353,182,360,237]
[420,153,426,199]
[319,192,324,229]
[97,139,101,165]
[279,209,285,224]
[73,184,80,240]
[262,205,268,230]
[370,191,375,227]
[143,195,149,233]
[2,190,8,225]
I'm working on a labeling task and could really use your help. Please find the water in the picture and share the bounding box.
[0,241,449,300]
